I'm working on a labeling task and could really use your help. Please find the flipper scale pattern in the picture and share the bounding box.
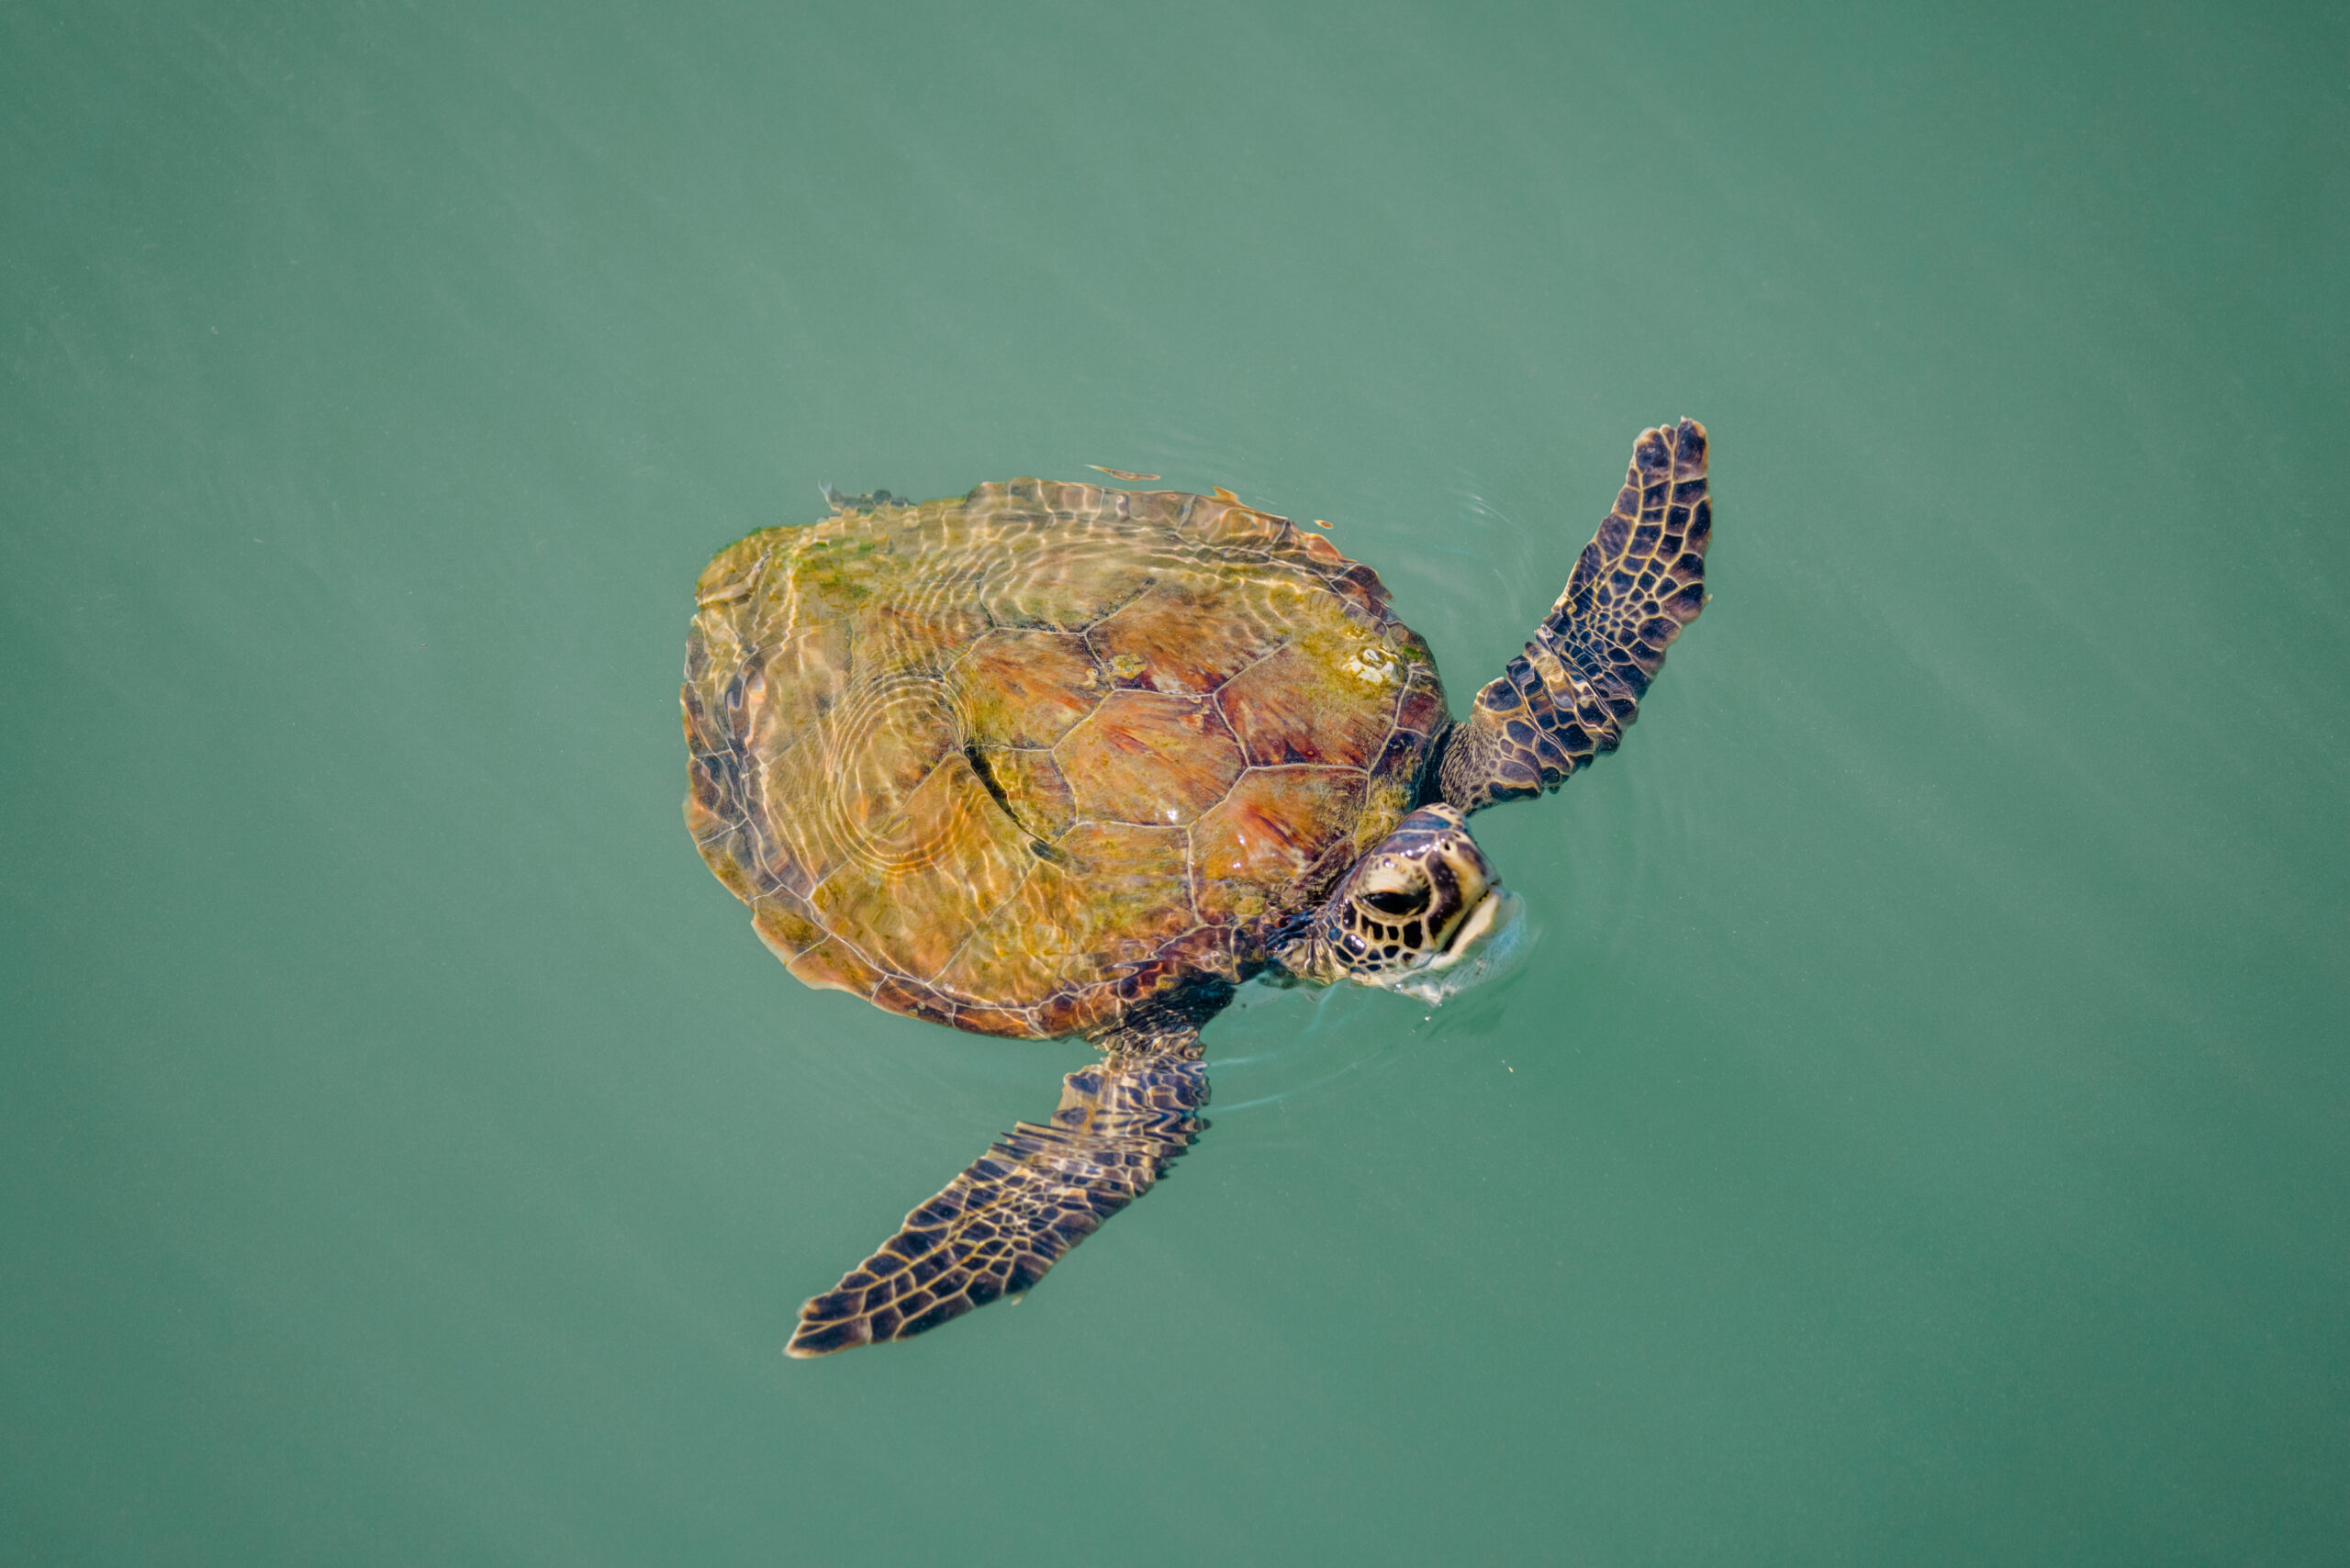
[1437,419,1712,812]
[785,1048,1207,1356]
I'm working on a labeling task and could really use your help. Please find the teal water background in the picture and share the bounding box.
[6,2,2346,1562]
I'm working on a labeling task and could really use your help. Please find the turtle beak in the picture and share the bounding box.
[1391,883,1525,1004]
[1434,880,1511,964]
[1420,822,1496,958]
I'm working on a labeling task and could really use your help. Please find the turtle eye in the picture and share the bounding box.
[1361,887,1428,917]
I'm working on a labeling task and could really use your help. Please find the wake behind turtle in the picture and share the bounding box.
[682,420,1712,1355]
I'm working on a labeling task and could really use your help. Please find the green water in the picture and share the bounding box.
[6,1,2345,1562]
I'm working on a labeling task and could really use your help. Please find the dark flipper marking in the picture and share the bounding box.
[1436,419,1712,812]
[785,1042,1206,1357]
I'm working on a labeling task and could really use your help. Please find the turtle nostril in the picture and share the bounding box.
[1361,887,1428,917]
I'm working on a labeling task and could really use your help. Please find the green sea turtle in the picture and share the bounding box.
[682,419,1713,1356]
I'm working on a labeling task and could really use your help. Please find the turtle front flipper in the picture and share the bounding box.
[785,1037,1207,1357]
[1436,419,1713,812]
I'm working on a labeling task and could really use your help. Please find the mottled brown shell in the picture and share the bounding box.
[682,478,1449,1039]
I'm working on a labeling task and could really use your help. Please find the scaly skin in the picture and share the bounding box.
[786,1002,1219,1358]
[1435,420,1711,812]
[684,423,1715,1355]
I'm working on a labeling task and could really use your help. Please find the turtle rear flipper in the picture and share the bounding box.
[786,1047,1206,1357]
[818,483,902,513]
[1436,419,1712,812]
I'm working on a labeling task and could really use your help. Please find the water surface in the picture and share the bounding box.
[4,1,2345,1562]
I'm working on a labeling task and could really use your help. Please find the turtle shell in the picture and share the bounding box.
[682,477,1449,1039]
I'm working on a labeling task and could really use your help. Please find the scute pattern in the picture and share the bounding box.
[683,477,1447,1039]
[1091,579,1285,695]
[1192,767,1367,928]
[1220,640,1404,769]
[1058,690,1244,825]
[957,631,1102,746]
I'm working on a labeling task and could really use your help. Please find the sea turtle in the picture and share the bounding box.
[682,419,1713,1356]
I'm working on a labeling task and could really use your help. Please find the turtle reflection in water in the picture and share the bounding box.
[681,420,1714,1356]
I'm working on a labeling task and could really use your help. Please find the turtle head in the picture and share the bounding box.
[1283,804,1523,1002]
